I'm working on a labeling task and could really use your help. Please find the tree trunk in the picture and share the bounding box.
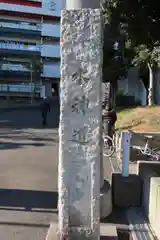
[147,62,154,106]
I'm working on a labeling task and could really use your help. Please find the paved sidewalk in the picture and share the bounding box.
[0,107,60,239]
[0,103,39,112]
[0,128,59,240]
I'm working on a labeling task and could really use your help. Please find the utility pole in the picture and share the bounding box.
[40,16,43,99]
[30,62,33,104]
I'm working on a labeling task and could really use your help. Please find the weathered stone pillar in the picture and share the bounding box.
[60,0,112,224]
[58,6,102,240]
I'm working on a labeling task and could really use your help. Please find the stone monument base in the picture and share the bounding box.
[46,223,117,240]
[112,173,142,207]
[100,180,112,219]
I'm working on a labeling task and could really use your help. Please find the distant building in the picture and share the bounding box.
[118,67,160,106]
[0,0,60,100]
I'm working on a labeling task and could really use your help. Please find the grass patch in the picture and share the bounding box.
[116,106,160,132]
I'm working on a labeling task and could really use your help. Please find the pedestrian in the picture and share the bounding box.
[107,107,117,137]
[103,106,117,135]
[40,97,51,127]
[102,83,117,138]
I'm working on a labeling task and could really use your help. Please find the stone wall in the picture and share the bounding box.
[137,161,160,239]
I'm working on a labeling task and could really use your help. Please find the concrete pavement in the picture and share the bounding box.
[0,108,59,239]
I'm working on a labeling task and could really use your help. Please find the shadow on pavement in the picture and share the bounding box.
[0,141,50,150]
[0,188,58,212]
[0,133,58,141]
[101,207,129,226]
[0,129,59,143]
[0,106,60,130]
[0,221,50,228]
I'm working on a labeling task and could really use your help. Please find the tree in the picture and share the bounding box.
[102,1,135,106]
[102,32,134,84]
[31,57,43,75]
[131,44,160,106]
[101,0,160,106]
[0,57,2,70]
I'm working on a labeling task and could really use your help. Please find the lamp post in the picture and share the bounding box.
[30,62,33,104]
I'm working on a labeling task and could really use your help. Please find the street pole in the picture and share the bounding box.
[30,62,33,104]
[40,16,43,99]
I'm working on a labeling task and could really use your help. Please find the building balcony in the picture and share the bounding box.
[0,70,31,80]
[0,61,60,81]
[0,63,40,80]
[0,20,41,31]
[1,63,29,72]
[0,83,41,95]
[0,41,41,56]
[0,28,41,38]
[0,21,41,37]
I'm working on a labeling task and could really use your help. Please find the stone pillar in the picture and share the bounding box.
[59,0,112,224]
[65,0,104,190]
[58,9,102,239]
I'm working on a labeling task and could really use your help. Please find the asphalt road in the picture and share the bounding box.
[0,106,112,240]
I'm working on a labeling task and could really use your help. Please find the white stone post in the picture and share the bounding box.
[121,131,132,177]
[58,3,102,239]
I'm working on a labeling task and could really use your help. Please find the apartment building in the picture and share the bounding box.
[0,0,60,100]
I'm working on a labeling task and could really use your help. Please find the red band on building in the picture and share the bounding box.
[0,0,41,8]
[0,10,60,21]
